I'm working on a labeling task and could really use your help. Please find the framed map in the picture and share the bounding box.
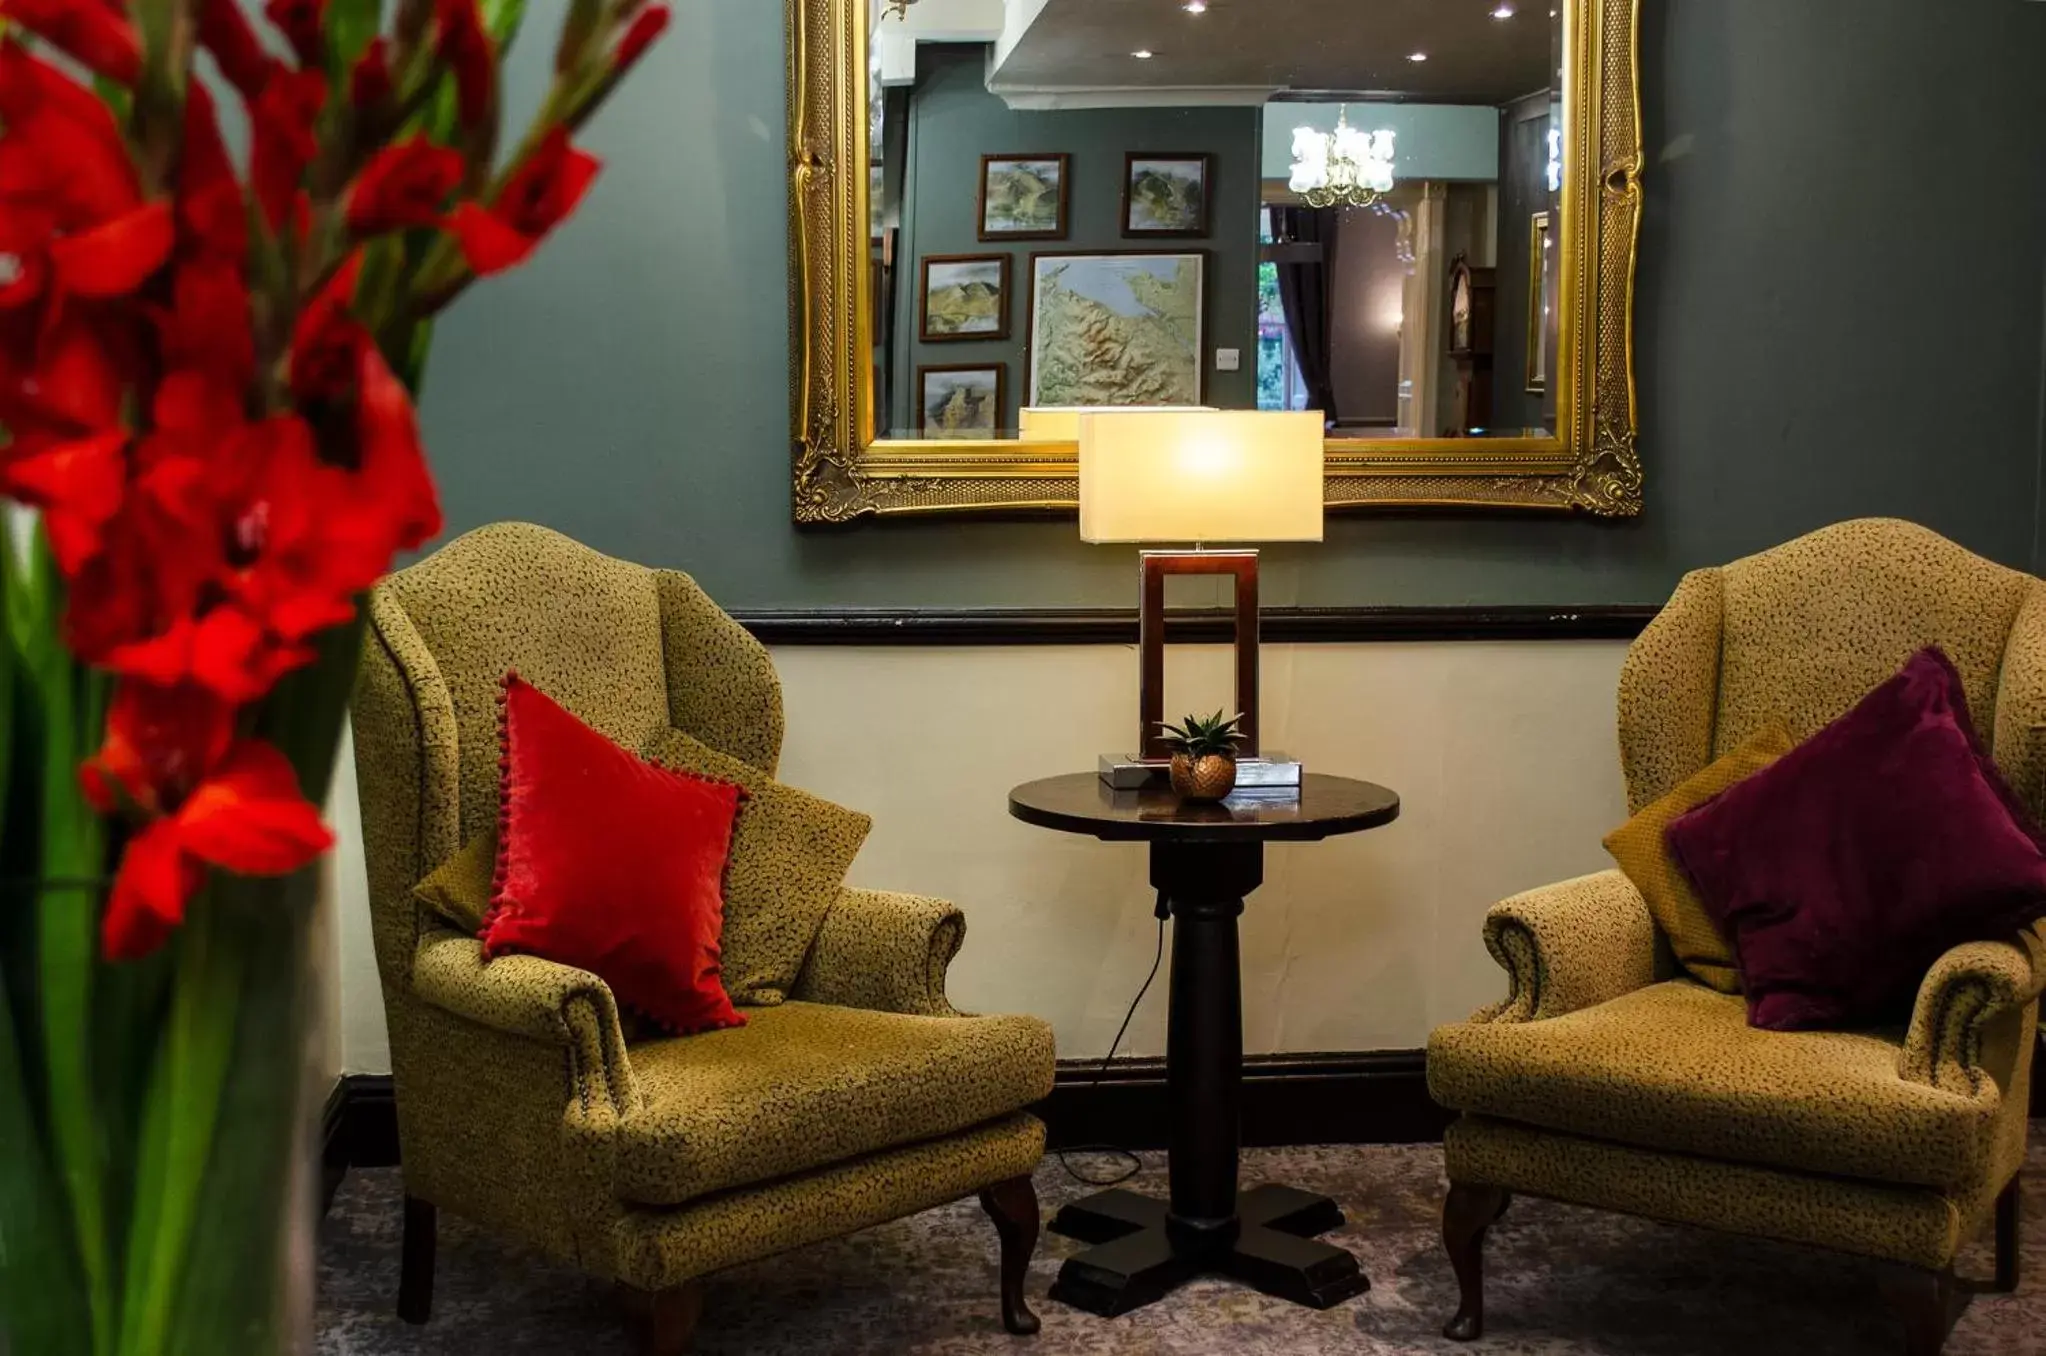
[1027,251,1205,407]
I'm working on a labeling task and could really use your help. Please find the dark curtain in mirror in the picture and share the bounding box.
[1269,206,1337,425]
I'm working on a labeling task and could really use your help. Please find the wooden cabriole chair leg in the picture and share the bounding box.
[1441,1183,1510,1341]
[1995,1172,2021,1294]
[396,1195,436,1324]
[618,1281,704,1356]
[978,1174,1043,1336]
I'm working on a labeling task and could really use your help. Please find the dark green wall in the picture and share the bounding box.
[415,0,2046,609]
[1493,92,1557,437]
[888,46,1259,434]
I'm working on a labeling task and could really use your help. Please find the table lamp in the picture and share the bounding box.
[1080,409,1325,782]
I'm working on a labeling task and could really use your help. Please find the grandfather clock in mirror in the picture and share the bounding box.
[1445,255,1496,437]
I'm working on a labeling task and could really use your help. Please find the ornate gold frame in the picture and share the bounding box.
[787,0,1643,524]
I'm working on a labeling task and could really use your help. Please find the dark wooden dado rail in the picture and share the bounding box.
[731,605,1661,647]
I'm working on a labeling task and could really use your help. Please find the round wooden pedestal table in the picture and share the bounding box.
[1008,772,1401,1317]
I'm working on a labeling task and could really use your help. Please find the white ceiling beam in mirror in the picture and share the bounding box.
[978,0,1555,109]
[872,0,1004,87]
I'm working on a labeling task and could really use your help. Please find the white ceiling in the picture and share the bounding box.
[987,0,1559,106]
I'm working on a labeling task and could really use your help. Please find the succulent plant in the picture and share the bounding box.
[1157,710,1246,760]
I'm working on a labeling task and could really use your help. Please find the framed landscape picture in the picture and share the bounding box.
[1123,154,1213,238]
[978,154,1070,241]
[1028,251,1205,406]
[919,254,1011,342]
[919,364,1006,439]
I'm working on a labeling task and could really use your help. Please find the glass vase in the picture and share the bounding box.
[0,868,323,1355]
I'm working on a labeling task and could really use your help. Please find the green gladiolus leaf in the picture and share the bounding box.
[481,0,528,50]
[324,0,384,76]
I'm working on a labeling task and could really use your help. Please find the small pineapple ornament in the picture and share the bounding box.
[1158,710,1247,802]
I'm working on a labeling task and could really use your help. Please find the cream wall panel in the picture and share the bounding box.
[331,641,1630,1072]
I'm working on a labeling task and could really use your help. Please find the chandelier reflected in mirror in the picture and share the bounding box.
[1289,107,1396,209]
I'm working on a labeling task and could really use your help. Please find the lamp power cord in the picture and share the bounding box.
[1054,890,1171,1188]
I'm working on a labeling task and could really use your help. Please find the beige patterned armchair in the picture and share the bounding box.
[350,523,1055,1354]
[1426,519,2046,1355]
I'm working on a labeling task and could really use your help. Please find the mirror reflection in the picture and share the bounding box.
[868,0,1565,443]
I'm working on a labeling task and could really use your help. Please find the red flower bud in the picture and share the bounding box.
[289,253,370,406]
[264,0,327,68]
[613,4,668,72]
[250,67,328,231]
[448,128,600,277]
[197,0,273,101]
[350,37,394,110]
[434,0,495,129]
[0,0,141,84]
[175,86,248,263]
[345,136,464,237]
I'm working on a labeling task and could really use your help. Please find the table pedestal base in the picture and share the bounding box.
[1048,1184,1370,1317]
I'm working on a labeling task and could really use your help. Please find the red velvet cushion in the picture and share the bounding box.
[1666,647,2046,1031]
[480,672,746,1034]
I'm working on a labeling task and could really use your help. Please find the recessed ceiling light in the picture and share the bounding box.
[1132,49,1156,58]
[1183,0,1208,11]
[1407,51,1429,62]
[1491,3,1515,16]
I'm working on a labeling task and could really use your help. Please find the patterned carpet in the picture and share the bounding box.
[318,1133,2044,1355]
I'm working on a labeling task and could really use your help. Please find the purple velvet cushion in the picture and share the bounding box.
[1665,647,2046,1031]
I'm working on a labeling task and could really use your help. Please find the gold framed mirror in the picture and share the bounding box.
[788,0,1642,523]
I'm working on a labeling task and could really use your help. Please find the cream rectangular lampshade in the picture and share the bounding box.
[1079,410,1325,543]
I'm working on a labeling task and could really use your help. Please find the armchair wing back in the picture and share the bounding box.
[1618,517,2046,815]
[353,520,784,997]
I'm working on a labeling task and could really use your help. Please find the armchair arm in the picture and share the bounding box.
[412,929,642,1116]
[789,887,964,1017]
[1899,921,2046,1097]
[1473,869,1661,1024]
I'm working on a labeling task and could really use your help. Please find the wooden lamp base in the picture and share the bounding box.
[1139,550,1260,762]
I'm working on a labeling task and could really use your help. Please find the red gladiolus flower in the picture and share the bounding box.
[349,342,443,554]
[0,428,128,572]
[0,42,148,241]
[264,0,326,68]
[250,67,328,231]
[13,310,134,433]
[85,682,332,960]
[196,0,273,102]
[448,129,600,276]
[435,0,495,128]
[47,202,174,298]
[345,137,464,238]
[613,5,669,72]
[350,37,394,111]
[154,258,255,389]
[0,0,141,85]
